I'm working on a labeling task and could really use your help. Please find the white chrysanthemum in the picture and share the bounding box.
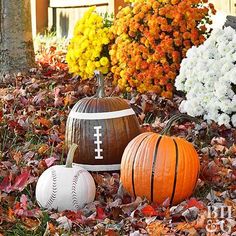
[175,26,236,127]
[214,84,228,98]
[221,62,234,74]
[186,46,198,58]
[224,26,236,40]
[174,76,185,91]
[231,114,236,127]
[219,99,235,114]
[217,113,231,127]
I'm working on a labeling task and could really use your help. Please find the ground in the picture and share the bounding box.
[0,37,235,236]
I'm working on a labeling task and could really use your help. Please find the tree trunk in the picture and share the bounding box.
[0,0,35,84]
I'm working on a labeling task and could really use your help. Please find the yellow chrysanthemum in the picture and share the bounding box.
[66,6,111,79]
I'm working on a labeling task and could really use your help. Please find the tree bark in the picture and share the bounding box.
[0,0,35,84]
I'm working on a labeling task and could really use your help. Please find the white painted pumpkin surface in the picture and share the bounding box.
[36,144,96,211]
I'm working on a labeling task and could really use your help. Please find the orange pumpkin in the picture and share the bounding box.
[120,131,200,205]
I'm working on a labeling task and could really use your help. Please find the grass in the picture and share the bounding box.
[3,212,50,236]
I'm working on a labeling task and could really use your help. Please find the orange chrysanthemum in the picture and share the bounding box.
[110,0,216,97]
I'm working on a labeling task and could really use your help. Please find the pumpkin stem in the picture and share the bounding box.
[160,114,198,135]
[94,70,105,98]
[65,144,78,168]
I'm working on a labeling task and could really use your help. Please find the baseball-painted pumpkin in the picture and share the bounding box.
[120,114,200,205]
[65,71,141,171]
[36,144,96,211]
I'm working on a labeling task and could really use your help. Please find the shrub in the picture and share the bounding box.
[66,7,112,79]
[175,27,236,127]
[110,0,216,98]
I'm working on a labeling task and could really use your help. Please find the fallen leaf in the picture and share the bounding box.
[182,207,199,222]
[6,208,15,222]
[44,156,57,167]
[146,221,169,236]
[96,206,107,220]
[0,175,12,193]
[186,198,205,210]
[12,151,22,165]
[12,171,30,191]
[120,196,143,215]
[38,144,50,154]
[141,205,158,217]
[22,217,41,231]
[211,137,226,146]
[106,229,120,236]
[56,216,72,230]
[35,117,52,128]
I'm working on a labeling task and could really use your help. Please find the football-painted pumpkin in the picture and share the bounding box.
[65,71,141,171]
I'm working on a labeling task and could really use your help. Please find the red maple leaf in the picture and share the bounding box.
[0,175,12,193]
[96,206,107,220]
[0,110,3,122]
[186,198,205,210]
[12,171,30,191]
[141,205,158,217]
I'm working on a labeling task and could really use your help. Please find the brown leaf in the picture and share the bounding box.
[193,213,207,229]
[120,196,143,214]
[6,208,16,222]
[4,94,14,102]
[182,207,199,222]
[35,117,52,128]
[106,229,120,236]
[214,144,226,152]
[12,151,22,165]
[175,222,195,231]
[22,217,41,231]
[64,94,74,106]
[146,221,169,236]
[228,144,236,155]
[211,137,226,146]
[38,144,50,154]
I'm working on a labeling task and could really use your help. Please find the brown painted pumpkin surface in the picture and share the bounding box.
[65,72,141,171]
[120,132,200,205]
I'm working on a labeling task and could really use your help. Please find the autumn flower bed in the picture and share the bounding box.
[0,3,236,236]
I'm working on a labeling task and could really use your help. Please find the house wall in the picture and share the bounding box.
[31,0,236,37]
[31,0,126,37]
[48,0,110,38]
[31,0,49,36]
[210,0,236,15]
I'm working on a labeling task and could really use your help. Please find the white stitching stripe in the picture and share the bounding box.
[78,164,121,171]
[45,169,57,209]
[94,126,103,159]
[68,108,135,120]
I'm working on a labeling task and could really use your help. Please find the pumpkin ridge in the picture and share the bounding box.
[150,135,162,202]
[77,98,91,113]
[170,139,179,205]
[132,133,153,198]
[188,141,200,194]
